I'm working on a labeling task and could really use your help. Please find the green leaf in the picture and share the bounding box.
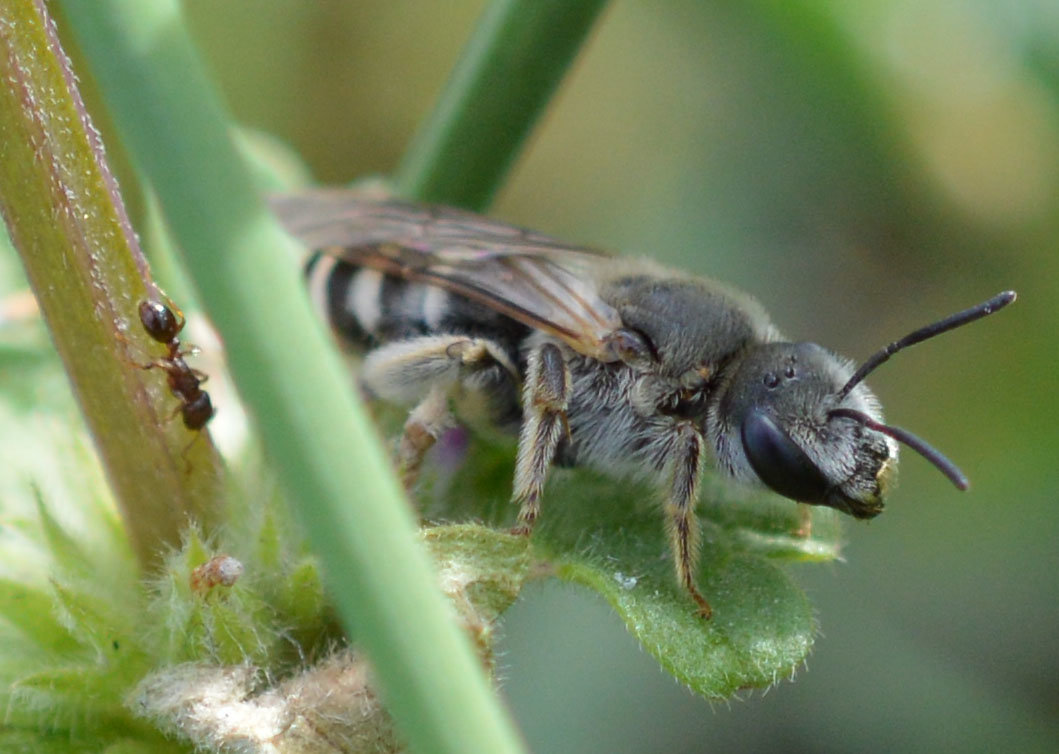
[422,524,532,625]
[0,579,81,656]
[425,440,837,698]
[0,729,117,754]
[102,739,186,754]
[552,548,813,696]
[47,580,142,666]
[13,666,118,708]
[33,489,95,578]
[0,723,177,754]
[698,476,843,562]
[269,556,334,654]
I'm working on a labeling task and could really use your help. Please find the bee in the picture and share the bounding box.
[138,299,215,432]
[274,189,1015,619]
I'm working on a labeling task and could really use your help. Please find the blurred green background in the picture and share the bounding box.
[177,1,1058,752]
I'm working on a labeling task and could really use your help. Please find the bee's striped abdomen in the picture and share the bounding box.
[306,251,369,342]
[306,251,531,357]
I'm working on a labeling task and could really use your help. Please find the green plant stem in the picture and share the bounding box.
[0,0,223,569]
[394,0,609,209]
[57,2,526,753]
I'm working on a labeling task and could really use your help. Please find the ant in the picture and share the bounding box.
[137,299,214,431]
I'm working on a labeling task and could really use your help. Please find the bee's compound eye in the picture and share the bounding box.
[607,328,656,365]
[741,409,830,503]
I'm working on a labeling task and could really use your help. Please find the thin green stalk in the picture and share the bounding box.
[0,0,223,569]
[394,0,609,209]
[57,2,526,753]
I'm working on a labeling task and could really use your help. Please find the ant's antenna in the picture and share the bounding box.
[836,291,1016,401]
[829,407,968,490]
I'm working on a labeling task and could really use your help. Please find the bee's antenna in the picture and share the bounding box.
[836,290,1016,401]
[829,407,969,490]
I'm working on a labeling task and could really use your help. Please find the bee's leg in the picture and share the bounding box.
[665,422,711,619]
[396,384,452,487]
[362,335,519,487]
[512,343,570,535]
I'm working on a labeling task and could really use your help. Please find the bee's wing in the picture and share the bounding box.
[273,190,623,361]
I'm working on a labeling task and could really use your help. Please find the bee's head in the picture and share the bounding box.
[710,292,1015,517]
[711,342,894,517]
